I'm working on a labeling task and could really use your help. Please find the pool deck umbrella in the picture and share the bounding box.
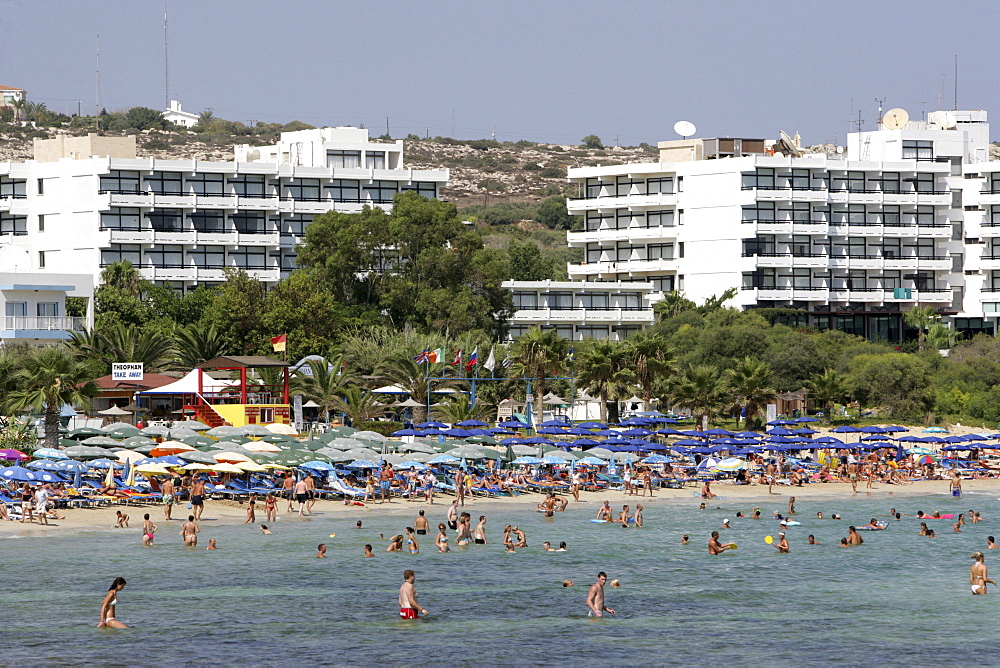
[98,405,132,417]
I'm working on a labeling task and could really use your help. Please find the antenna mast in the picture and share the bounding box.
[954,54,958,110]
[875,97,885,128]
[164,2,170,109]
[95,34,101,129]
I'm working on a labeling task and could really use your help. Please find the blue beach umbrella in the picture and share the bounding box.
[347,459,380,469]
[0,466,37,482]
[33,448,70,460]
[512,456,544,465]
[456,420,488,427]
[28,460,63,471]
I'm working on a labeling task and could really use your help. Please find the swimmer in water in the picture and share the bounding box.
[634,504,643,528]
[557,542,567,551]
[562,580,574,587]
[699,503,707,511]
[681,534,689,545]
[364,544,374,558]
[317,544,327,558]
[920,522,929,536]
[808,535,818,545]
[708,531,732,555]
[839,538,848,547]
[435,523,450,553]
[816,512,823,519]
[989,536,1000,550]
[751,508,761,519]
[97,577,128,628]
[206,538,218,550]
[774,532,789,553]
[260,525,272,535]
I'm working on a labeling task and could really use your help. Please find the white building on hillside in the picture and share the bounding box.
[512,108,994,342]
[0,128,448,292]
[162,100,199,128]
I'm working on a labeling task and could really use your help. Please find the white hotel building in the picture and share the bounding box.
[0,127,448,292]
[507,109,998,342]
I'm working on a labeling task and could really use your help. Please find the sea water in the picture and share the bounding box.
[3,490,998,666]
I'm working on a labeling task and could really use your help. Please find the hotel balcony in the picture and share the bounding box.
[567,227,677,245]
[237,233,281,246]
[568,258,677,278]
[566,193,678,212]
[1,316,88,341]
[509,308,655,326]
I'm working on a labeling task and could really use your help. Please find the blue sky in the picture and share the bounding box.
[3,0,998,145]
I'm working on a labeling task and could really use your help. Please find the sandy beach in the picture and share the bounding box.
[4,476,998,539]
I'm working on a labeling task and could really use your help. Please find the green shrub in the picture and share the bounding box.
[356,420,402,437]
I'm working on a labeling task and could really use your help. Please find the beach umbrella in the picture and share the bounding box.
[347,459,380,469]
[860,426,886,434]
[544,450,579,461]
[576,456,606,466]
[28,459,62,471]
[173,420,210,431]
[239,424,272,438]
[456,420,488,427]
[539,455,568,465]
[584,447,614,459]
[300,460,334,472]
[210,462,246,473]
[213,451,253,463]
[380,453,406,465]
[916,454,938,464]
[114,449,146,464]
[135,464,171,475]
[33,448,70,461]
[105,426,142,439]
[794,417,820,423]
[236,461,268,472]
[54,460,91,473]
[832,425,861,433]
[179,435,214,447]
[396,460,429,470]
[121,435,156,447]
[0,466,37,482]
[178,450,222,465]
[260,434,295,444]
[512,456,544,465]
[0,448,29,461]
[351,430,389,442]
[81,436,121,447]
[319,450,355,463]
[393,429,421,437]
[345,447,382,460]
[427,454,460,465]
[180,462,213,471]
[31,470,63,483]
[244,441,283,453]
[64,445,115,459]
[88,458,124,470]
[151,442,196,457]
[265,422,298,436]
[206,425,242,438]
[67,427,106,439]
[140,425,171,437]
[416,421,448,429]
[712,458,747,471]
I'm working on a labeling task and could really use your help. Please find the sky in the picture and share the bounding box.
[3,0,1000,147]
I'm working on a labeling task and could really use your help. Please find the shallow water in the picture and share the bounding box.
[5,490,1000,666]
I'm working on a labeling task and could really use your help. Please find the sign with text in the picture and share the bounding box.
[112,363,144,381]
[293,394,304,434]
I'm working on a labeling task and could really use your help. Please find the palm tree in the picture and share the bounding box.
[726,357,776,430]
[290,356,356,423]
[69,321,175,373]
[432,395,494,424]
[576,340,635,424]
[508,327,568,408]
[926,322,955,351]
[10,98,26,123]
[376,352,459,424]
[99,260,142,296]
[805,369,849,426]
[8,346,98,448]
[174,322,228,369]
[625,333,674,405]
[332,386,387,426]
[652,291,696,320]
[667,365,727,429]
[903,305,939,352]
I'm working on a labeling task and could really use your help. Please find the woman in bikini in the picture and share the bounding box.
[244,493,257,525]
[435,523,450,553]
[98,577,128,628]
[264,492,277,522]
[405,527,419,554]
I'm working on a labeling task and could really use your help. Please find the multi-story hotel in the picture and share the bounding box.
[508,108,997,341]
[0,127,448,293]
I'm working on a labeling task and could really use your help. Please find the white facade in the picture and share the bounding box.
[0,128,448,291]
[0,270,92,345]
[560,109,996,341]
[162,100,199,128]
[502,279,655,341]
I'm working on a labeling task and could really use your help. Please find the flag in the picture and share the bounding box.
[429,348,442,363]
[567,346,575,363]
[465,347,478,370]
[270,334,287,352]
[483,348,496,372]
[502,354,511,369]
[414,348,430,364]
[452,348,463,365]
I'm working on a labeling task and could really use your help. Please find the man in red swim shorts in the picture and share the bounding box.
[399,569,427,619]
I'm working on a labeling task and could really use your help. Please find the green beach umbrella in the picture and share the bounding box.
[181,435,214,447]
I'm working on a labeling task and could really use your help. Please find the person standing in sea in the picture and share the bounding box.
[180,515,199,547]
[190,477,206,521]
[950,472,962,498]
[161,477,175,521]
[447,500,459,530]
[708,531,732,555]
[970,552,995,594]
[586,572,615,617]
[473,515,487,544]
[399,570,427,619]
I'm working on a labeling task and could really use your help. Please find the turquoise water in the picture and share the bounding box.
[4,491,999,666]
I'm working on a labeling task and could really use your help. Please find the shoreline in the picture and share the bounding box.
[4,478,997,539]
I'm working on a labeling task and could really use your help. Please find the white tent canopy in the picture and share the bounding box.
[137,369,235,395]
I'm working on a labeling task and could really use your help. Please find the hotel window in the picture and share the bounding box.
[0,177,26,198]
[789,169,810,190]
[649,275,674,293]
[38,251,46,268]
[902,140,933,160]
[100,208,142,230]
[37,215,44,232]
[329,180,361,202]
[578,293,609,310]
[37,178,44,195]
[0,213,27,235]
[188,246,226,269]
[743,202,775,222]
[646,243,674,260]
[365,152,386,169]
[647,177,673,194]
[364,180,398,203]
[145,244,184,268]
[585,211,613,232]
[585,178,604,199]
[747,168,775,189]
[229,174,267,198]
[577,326,609,340]
[620,292,642,310]
[614,242,634,262]
[615,176,645,197]
[188,173,225,196]
[988,174,1000,193]
[279,250,298,271]
[847,204,866,225]
[328,151,361,168]
[402,181,438,199]
[190,210,226,233]
[5,301,27,317]
[37,302,57,317]
[584,244,604,263]
[913,238,936,258]
[845,237,867,257]
[743,269,776,289]
[232,211,268,234]
[913,173,935,193]
[513,292,539,310]
[916,206,936,226]
[881,239,901,259]
[145,171,183,195]
[780,202,810,222]
[879,173,901,193]
[101,244,141,266]
[229,247,267,268]
[646,210,673,228]
[845,171,865,192]
[543,292,574,310]
[790,268,814,288]
[285,179,321,201]
[281,214,313,236]
[146,209,184,232]
[99,171,141,194]
[743,235,775,256]
[507,325,529,340]
[882,206,902,227]
[846,271,867,290]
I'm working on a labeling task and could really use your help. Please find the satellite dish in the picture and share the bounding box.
[882,108,909,130]
[674,120,696,138]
